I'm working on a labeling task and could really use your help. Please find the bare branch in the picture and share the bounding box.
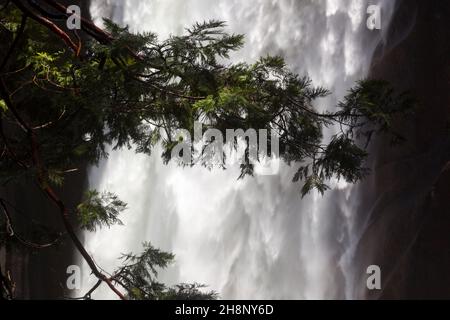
[11,0,79,54]
[0,199,61,249]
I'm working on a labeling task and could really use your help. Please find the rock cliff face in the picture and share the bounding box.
[353,0,450,299]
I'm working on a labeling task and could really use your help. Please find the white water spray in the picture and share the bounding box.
[80,0,396,299]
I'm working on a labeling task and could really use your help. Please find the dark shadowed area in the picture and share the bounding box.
[353,0,450,299]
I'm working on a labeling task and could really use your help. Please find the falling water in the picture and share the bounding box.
[80,0,397,299]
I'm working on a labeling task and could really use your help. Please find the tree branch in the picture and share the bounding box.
[0,264,14,300]
[41,0,114,44]
[0,75,126,300]
[0,199,60,249]
[11,0,79,54]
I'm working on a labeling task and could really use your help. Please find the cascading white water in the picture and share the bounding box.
[80,0,396,299]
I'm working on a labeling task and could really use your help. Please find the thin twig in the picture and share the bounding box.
[0,199,61,249]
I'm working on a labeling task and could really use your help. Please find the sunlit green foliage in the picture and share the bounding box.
[0,7,413,194]
[77,190,126,232]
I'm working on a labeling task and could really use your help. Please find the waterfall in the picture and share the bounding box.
[80,0,397,299]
